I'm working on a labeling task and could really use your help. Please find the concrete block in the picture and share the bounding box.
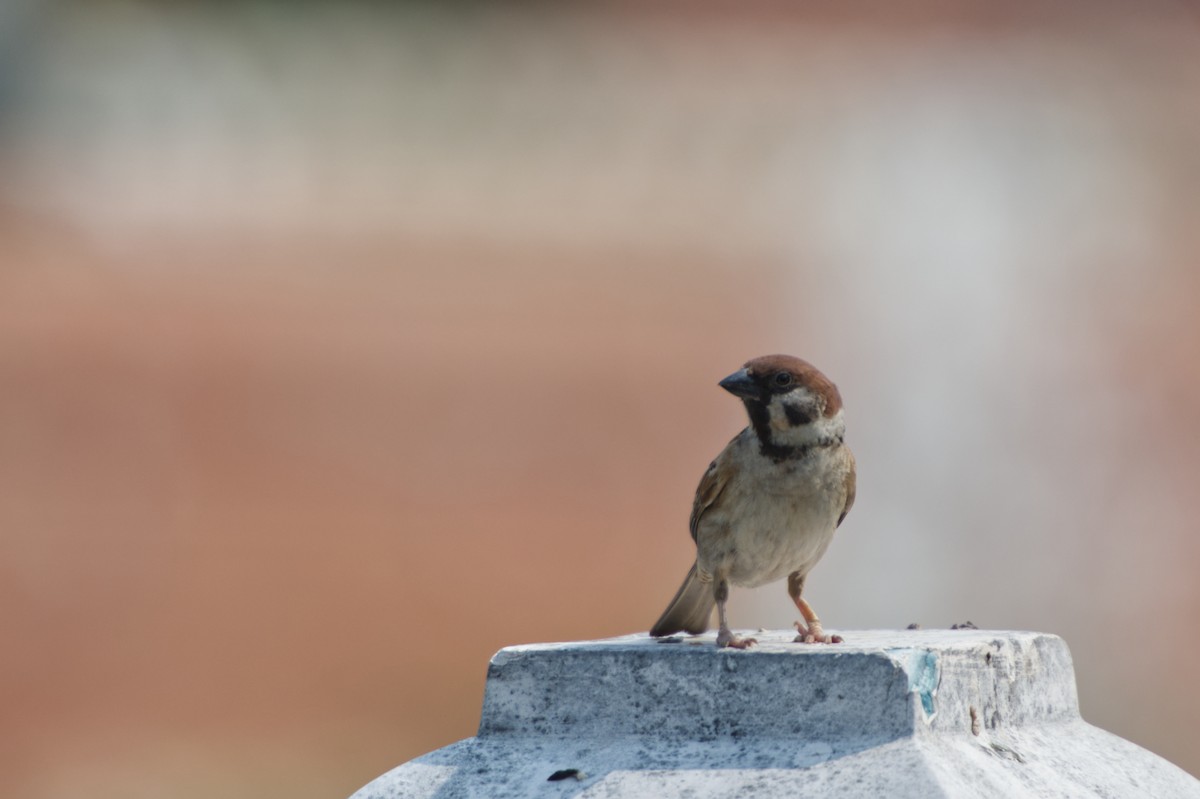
[350,629,1200,798]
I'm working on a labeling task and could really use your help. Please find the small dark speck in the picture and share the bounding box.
[548,769,585,782]
[989,743,1025,763]
[985,652,992,665]
[951,621,978,630]
[655,637,683,644]
[906,622,922,630]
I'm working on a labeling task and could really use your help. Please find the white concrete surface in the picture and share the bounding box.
[351,630,1200,798]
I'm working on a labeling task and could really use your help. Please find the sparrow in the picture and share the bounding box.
[649,355,856,648]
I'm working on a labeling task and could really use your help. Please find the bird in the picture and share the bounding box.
[649,355,856,648]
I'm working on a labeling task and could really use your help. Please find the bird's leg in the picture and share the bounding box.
[792,597,842,644]
[714,578,756,649]
[788,571,843,644]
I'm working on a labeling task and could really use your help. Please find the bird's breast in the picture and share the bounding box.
[696,444,847,588]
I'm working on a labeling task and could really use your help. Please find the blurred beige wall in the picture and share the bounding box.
[2,3,1198,797]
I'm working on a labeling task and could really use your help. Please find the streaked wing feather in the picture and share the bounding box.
[689,441,735,543]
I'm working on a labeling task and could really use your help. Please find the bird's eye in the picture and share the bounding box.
[774,372,793,387]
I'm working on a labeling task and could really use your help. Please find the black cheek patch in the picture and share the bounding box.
[784,404,814,426]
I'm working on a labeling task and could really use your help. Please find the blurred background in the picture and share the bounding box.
[2,1,1199,796]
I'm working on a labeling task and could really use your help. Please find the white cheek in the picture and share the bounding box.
[765,403,784,431]
[771,407,846,447]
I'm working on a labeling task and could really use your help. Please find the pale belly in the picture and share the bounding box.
[695,449,845,588]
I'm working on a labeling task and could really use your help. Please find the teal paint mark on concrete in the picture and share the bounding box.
[907,650,939,720]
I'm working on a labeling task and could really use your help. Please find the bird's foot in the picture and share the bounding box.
[793,620,843,644]
[716,628,757,649]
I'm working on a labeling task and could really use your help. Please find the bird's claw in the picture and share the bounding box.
[716,629,757,649]
[793,620,843,644]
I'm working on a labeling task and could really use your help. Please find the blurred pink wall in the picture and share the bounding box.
[2,3,1198,797]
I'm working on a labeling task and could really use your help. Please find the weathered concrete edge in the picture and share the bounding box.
[478,630,1079,741]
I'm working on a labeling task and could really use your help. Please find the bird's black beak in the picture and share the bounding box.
[718,368,758,399]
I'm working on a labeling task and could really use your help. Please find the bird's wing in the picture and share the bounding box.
[837,448,857,528]
[689,434,740,543]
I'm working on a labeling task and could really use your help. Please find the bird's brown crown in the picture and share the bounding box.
[742,354,843,417]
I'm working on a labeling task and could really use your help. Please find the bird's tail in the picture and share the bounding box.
[649,563,715,637]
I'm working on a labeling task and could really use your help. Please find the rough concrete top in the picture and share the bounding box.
[351,630,1200,799]
[479,629,1077,744]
